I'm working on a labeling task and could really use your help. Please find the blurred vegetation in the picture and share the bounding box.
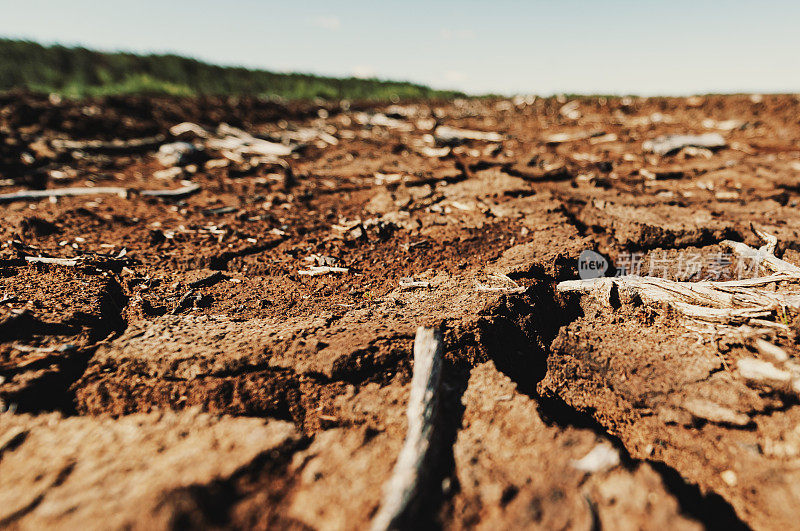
[0,38,465,100]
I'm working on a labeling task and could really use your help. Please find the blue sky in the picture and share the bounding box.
[1,0,799,95]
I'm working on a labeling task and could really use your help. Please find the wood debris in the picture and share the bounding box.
[643,133,726,156]
[559,100,582,120]
[156,142,199,166]
[297,266,350,276]
[140,183,201,199]
[207,123,295,157]
[475,274,525,293]
[354,112,413,131]
[416,146,450,158]
[681,398,751,426]
[544,129,604,145]
[21,251,133,270]
[434,125,503,145]
[737,358,793,386]
[372,327,443,531]
[589,133,618,145]
[169,122,210,138]
[754,338,789,362]
[399,278,431,290]
[24,256,79,267]
[0,184,200,203]
[559,229,800,330]
[50,135,165,153]
[0,186,127,203]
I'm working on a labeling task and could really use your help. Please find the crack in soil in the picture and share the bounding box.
[476,274,750,529]
[1,271,129,414]
[10,242,751,527]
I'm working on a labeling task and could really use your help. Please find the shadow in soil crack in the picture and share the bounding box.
[1,275,129,415]
[484,282,749,530]
[535,393,748,530]
[157,436,312,528]
[482,282,582,397]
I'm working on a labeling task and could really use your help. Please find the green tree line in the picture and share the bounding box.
[0,38,464,100]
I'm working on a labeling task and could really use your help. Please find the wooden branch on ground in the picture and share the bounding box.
[297,266,349,276]
[0,184,201,203]
[0,187,127,203]
[50,135,165,153]
[720,239,800,275]
[557,275,784,323]
[24,257,79,267]
[371,327,443,531]
[22,252,133,270]
[139,183,201,199]
[559,229,800,327]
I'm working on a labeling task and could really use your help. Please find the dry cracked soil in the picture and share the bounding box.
[2,91,800,529]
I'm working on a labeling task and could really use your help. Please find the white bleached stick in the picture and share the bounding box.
[371,327,443,531]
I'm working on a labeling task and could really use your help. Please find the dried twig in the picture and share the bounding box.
[24,256,79,267]
[371,327,443,531]
[0,187,127,203]
[297,266,349,276]
[171,290,196,315]
[642,133,726,156]
[720,239,800,275]
[139,183,201,199]
[50,135,165,153]
[0,184,201,203]
[399,278,431,290]
[207,124,294,157]
[20,250,133,270]
[434,125,503,144]
[557,275,789,323]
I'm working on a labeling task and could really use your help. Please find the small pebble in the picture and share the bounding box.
[721,470,738,486]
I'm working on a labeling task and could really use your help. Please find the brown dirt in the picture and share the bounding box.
[3,92,800,528]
